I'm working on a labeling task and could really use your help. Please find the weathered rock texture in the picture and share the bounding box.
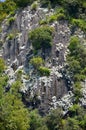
[0,5,86,114]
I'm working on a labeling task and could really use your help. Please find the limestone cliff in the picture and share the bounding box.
[0,4,86,114]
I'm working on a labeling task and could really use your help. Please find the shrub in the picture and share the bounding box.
[68,36,80,55]
[8,17,15,25]
[31,1,38,11]
[67,57,81,75]
[57,13,66,20]
[48,14,57,23]
[55,7,65,14]
[39,66,50,76]
[13,0,34,7]
[29,26,53,50]
[30,57,43,69]
[73,87,82,103]
[7,33,15,40]
[74,74,86,82]
[48,11,66,23]
[39,19,48,25]
[72,19,86,31]
[0,58,5,73]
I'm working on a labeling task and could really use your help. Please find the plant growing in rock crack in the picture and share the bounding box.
[30,57,44,70]
[29,26,54,52]
[8,17,15,25]
[38,66,50,76]
[7,33,15,40]
[31,1,38,11]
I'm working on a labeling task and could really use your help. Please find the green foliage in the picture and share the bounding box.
[72,19,86,31]
[0,93,30,130]
[67,58,81,75]
[29,110,48,130]
[7,33,15,40]
[16,69,23,80]
[30,57,43,69]
[10,81,22,97]
[39,66,50,76]
[67,36,86,102]
[13,0,34,7]
[31,1,38,11]
[45,108,63,130]
[0,0,17,24]
[0,58,5,73]
[48,14,57,23]
[68,36,80,54]
[39,19,48,25]
[29,26,53,50]
[8,17,15,25]
[48,7,66,23]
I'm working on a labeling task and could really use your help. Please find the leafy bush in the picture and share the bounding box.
[8,17,15,25]
[71,19,86,31]
[48,14,57,23]
[68,36,80,55]
[0,58,5,73]
[13,0,34,7]
[48,8,66,23]
[39,66,50,76]
[57,13,66,20]
[30,57,43,69]
[7,33,15,40]
[29,26,53,50]
[0,0,16,24]
[39,19,48,25]
[67,36,86,102]
[31,1,38,11]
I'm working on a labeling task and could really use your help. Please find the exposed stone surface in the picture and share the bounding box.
[0,5,86,114]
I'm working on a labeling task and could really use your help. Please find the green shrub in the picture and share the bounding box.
[81,68,86,75]
[72,19,86,31]
[0,0,17,24]
[57,13,66,20]
[48,14,57,23]
[13,0,34,7]
[29,26,53,50]
[31,1,38,11]
[55,7,65,14]
[48,12,66,23]
[0,58,5,73]
[67,58,81,75]
[68,36,80,55]
[39,66,50,76]
[8,17,15,25]
[39,19,48,25]
[7,33,15,40]
[74,74,86,82]
[0,27,2,33]
[73,87,82,103]
[30,57,43,69]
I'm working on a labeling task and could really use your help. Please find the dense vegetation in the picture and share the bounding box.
[67,36,86,103]
[29,26,53,50]
[0,0,86,130]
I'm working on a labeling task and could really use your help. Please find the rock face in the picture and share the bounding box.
[0,5,86,114]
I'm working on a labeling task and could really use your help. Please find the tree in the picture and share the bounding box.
[29,110,48,130]
[13,0,34,7]
[45,108,63,130]
[29,26,53,51]
[30,57,43,69]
